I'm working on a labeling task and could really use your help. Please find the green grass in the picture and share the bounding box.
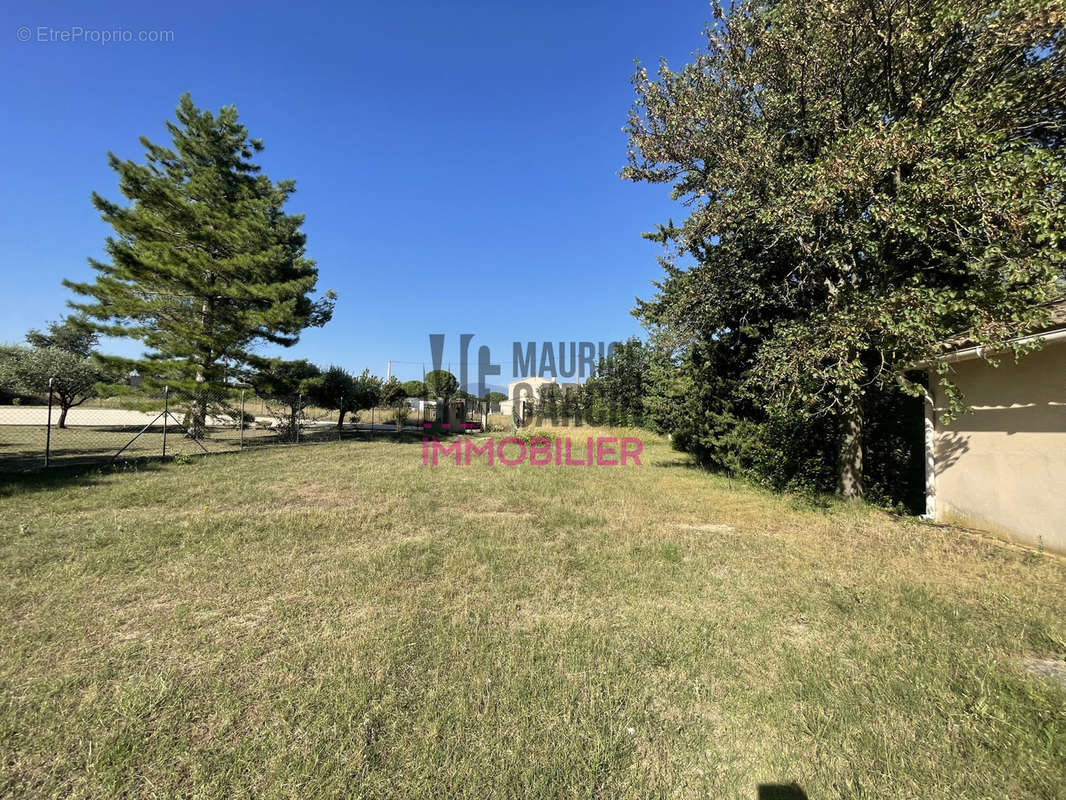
[1,430,1064,798]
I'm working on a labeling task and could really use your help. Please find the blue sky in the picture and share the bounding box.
[1,0,708,383]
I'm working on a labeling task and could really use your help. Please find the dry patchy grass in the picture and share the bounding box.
[0,429,1064,798]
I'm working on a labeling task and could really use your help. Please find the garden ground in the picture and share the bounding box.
[1,429,1064,798]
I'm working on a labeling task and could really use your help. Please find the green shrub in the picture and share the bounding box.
[669,383,924,511]
[508,429,557,446]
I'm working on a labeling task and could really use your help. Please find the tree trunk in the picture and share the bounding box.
[337,409,346,430]
[190,289,213,441]
[838,405,864,501]
[189,380,207,440]
[57,404,69,429]
[285,403,301,443]
[186,361,209,441]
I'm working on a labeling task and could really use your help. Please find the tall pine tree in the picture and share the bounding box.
[65,94,335,433]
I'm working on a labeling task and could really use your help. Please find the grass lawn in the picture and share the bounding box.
[0,424,406,472]
[1,430,1064,798]
[0,424,248,470]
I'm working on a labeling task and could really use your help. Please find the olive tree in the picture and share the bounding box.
[0,346,103,428]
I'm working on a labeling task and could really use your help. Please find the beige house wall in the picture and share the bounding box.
[931,340,1066,553]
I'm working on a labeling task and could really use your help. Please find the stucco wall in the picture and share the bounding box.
[932,340,1066,553]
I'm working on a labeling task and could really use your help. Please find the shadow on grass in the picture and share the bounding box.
[654,454,922,518]
[758,784,809,800]
[651,458,703,470]
[0,458,171,497]
[0,428,454,495]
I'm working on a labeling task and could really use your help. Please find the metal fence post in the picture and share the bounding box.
[240,389,245,450]
[162,386,169,457]
[296,393,301,444]
[44,377,54,468]
[371,405,375,439]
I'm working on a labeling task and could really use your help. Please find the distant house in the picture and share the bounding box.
[405,397,436,413]
[921,299,1066,553]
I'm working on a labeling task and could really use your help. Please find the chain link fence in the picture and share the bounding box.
[0,381,446,473]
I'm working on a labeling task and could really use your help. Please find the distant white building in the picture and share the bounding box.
[405,397,437,413]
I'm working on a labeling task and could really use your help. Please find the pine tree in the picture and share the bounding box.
[65,94,335,435]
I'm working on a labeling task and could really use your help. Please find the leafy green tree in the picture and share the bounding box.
[380,376,405,407]
[625,0,1066,498]
[64,94,335,437]
[307,368,383,429]
[536,383,563,422]
[249,358,320,439]
[401,380,426,398]
[351,370,384,419]
[0,346,104,428]
[425,370,458,398]
[309,367,357,429]
[560,384,584,423]
[588,339,650,426]
[577,339,650,426]
[425,369,459,421]
[25,316,98,358]
[381,377,408,430]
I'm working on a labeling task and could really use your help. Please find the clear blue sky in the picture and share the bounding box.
[1,0,708,383]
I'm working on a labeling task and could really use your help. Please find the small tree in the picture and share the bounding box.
[380,377,408,430]
[351,370,384,422]
[25,317,98,358]
[425,369,459,422]
[380,377,404,407]
[309,366,357,429]
[0,346,103,428]
[249,358,320,440]
[402,380,426,398]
